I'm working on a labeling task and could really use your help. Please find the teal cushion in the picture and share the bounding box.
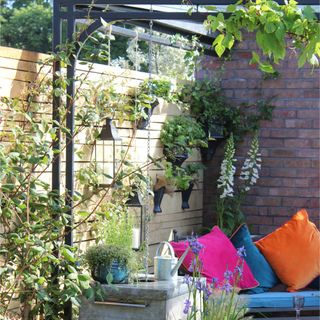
[308,276,319,290]
[230,224,279,294]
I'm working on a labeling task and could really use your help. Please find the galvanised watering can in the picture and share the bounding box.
[154,241,189,281]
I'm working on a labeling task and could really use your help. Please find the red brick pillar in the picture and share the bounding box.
[201,35,320,235]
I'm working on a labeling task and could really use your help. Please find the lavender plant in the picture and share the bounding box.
[182,236,252,320]
[216,134,262,235]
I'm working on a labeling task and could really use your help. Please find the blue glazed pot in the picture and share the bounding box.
[92,260,128,284]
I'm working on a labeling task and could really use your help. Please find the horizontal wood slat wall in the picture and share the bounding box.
[0,46,203,262]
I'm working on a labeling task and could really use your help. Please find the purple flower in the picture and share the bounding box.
[195,279,203,291]
[188,236,205,256]
[220,281,233,294]
[224,270,233,281]
[204,286,212,301]
[188,258,197,273]
[183,274,192,285]
[211,277,218,287]
[237,246,246,258]
[183,299,192,314]
[234,265,243,278]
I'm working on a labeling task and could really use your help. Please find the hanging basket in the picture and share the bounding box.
[137,99,159,130]
[181,183,194,210]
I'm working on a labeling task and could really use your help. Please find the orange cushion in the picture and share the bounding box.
[255,209,320,292]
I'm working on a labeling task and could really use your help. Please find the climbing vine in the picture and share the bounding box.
[203,0,319,72]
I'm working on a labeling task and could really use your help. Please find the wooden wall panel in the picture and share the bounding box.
[0,46,203,263]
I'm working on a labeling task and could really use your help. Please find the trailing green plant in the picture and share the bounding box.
[0,96,92,319]
[75,80,132,125]
[203,0,320,72]
[162,161,205,191]
[179,79,275,142]
[216,134,262,235]
[160,115,207,159]
[138,78,175,101]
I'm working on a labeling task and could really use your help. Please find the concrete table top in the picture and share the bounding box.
[99,276,190,302]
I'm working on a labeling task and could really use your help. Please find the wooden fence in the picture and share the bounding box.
[0,46,204,264]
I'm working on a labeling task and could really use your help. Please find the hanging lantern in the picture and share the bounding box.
[126,191,145,250]
[94,118,122,187]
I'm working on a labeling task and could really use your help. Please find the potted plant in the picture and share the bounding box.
[85,244,133,284]
[179,80,227,161]
[160,115,207,166]
[153,161,204,211]
[86,201,138,283]
[136,79,175,129]
[180,163,205,209]
[179,80,275,161]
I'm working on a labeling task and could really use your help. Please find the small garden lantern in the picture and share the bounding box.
[126,191,145,250]
[95,118,122,187]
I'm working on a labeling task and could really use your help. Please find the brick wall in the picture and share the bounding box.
[200,35,320,235]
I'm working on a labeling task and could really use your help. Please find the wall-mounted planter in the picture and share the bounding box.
[137,99,159,130]
[181,183,194,210]
[163,148,188,167]
[153,186,165,213]
[200,139,223,162]
[201,124,224,162]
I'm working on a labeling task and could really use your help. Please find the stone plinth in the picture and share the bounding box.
[79,277,193,320]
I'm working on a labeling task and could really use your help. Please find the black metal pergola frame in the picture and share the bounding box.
[52,1,318,318]
[52,0,222,250]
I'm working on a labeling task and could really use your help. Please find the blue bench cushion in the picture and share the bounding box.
[230,224,279,294]
[242,291,320,309]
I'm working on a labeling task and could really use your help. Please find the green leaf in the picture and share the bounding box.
[259,63,275,73]
[62,248,76,263]
[84,287,95,300]
[38,277,46,285]
[302,6,316,21]
[78,274,91,281]
[106,272,113,285]
[264,22,276,33]
[205,5,217,11]
[226,4,237,12]
[79,280,91,290]
[215,43,226,57]
[222,33,235,50]
[250,51,261,65]
[67,265,77,274]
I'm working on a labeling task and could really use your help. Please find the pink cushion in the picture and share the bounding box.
[170,226,259,290]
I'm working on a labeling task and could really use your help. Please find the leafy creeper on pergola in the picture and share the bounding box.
[203,0,319,72]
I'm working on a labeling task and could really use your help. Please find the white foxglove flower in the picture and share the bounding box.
[240,135,262,191]
[217,134,236,198]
